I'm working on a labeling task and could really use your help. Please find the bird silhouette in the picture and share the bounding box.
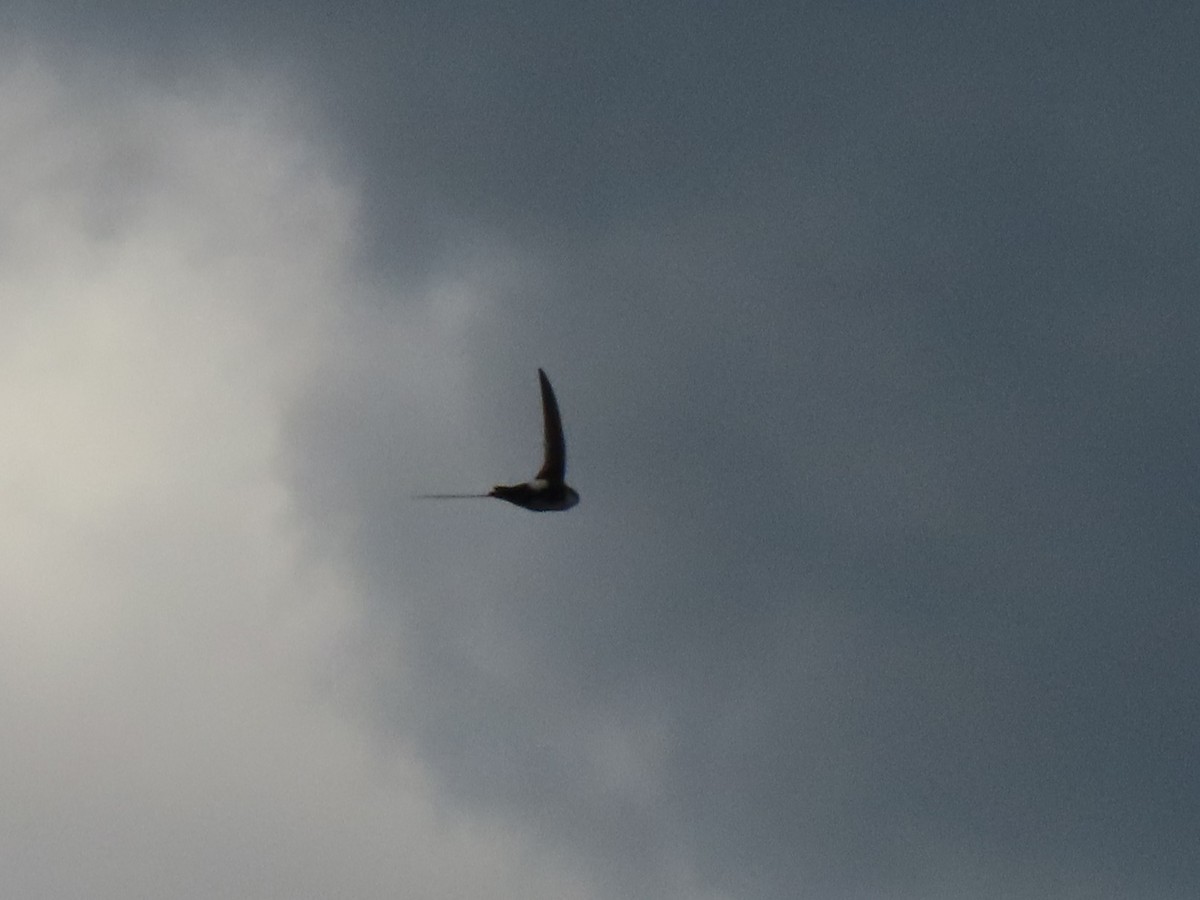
[415,368,579,512]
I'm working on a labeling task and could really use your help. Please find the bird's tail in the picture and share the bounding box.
[412,493,491,499]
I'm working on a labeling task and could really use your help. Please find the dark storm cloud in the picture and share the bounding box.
[295,6,1200,898]
[21,2,1200,898]
[296,5,1200,899]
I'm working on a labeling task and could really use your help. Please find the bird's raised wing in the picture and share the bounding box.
[535,368,567,483]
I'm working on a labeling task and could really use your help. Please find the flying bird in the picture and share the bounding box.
[416,368,580,512]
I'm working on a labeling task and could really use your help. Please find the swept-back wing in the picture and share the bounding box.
[535,368,566,483]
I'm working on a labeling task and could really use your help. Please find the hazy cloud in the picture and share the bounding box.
[0,54,624,900]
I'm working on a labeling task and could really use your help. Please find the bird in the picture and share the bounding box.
[415,368,580,512]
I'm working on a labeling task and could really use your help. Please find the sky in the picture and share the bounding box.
[1,3,1197,898]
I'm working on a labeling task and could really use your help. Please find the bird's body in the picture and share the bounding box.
[416,368,579,512]
[489,478,579,512]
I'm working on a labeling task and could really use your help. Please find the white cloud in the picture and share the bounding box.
[0,53,601,900]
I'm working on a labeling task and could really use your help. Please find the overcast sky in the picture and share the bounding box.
[2,3,1198,899]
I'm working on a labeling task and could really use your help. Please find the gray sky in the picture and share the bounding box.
[3,3,1198,898]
